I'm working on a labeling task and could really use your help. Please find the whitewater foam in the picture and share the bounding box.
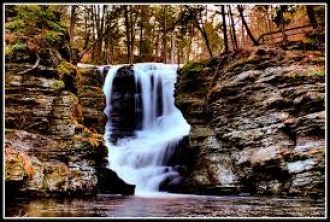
[103,63,190,193]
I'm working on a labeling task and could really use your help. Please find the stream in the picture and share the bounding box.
[6,193,325,218]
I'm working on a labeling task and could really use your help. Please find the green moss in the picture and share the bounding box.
[179,62,207,93]
[289,66,325,80]
[51,79,65,90]
[79,86,102,96]
[11,42,27,52]
[82,86,93,91]
[308,66,325,77]
[289,72,302,81]
[81,131,91,138]
[5,19,24,31]
[181,62,205,77]
[311,57,325,64]
[42,30,63,46]
[5,45,13,56]
[56,61,75,76]
[47,21,67,33]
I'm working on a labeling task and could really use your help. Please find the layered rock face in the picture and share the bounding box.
[78,65,107,134]
[5,57,108,195]
[175,44,325,196]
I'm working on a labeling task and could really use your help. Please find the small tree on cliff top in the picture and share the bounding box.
[6,5,69,54]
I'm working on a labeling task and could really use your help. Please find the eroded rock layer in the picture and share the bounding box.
[175,44,325,196]
[5,58,109,195]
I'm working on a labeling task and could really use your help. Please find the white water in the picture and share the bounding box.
[103,63,190,193]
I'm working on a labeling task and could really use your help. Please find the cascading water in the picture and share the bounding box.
[103,63,190,193]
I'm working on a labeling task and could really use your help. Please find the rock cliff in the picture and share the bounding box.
[5,42,325,197]
[4,49,136,195]
[175,43,325,196]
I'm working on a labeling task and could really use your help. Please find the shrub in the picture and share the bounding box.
[11,42,27,52]
[5,45,13,56]
[56,61,75,76]
[5,19,24,31]
[51,79,65,90]
[179,62,206,92]
[43,30,63,46]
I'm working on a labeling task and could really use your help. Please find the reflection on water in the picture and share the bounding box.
[5,193,325,218]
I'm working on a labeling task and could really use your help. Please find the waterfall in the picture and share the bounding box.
[102,63,190,193]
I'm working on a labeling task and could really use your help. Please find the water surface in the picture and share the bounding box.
[5,193,325,218]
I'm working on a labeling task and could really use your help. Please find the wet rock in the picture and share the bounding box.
[289,171,324,195]
[77,66,106,134]
[190,128,215,140]
[5,129,103,194]
[287,159,317,174]
[96,167,135,195]
[5,59,108,195]
[5,148,33,181]
[175,46,325,196]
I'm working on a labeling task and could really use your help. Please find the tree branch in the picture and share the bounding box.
[17,53,40,75]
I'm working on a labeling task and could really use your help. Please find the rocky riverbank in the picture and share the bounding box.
[175,42,325,196]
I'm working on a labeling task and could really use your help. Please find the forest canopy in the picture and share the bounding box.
[5,4,325,65]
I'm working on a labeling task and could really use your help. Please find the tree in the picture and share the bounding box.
[228,5,238,51]
[220,5,229,52]
[180,5,213,58]
[5,5,69,51]
[250,5,272,39]
[69,5,77,48]
[8,4,323,65]
[139,5,144,57]
[237,5,259,46]
[306,5,318,29]
[162,6,167,63]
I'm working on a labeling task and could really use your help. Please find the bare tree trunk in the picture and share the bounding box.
[94,5,101,64]
[69,6,77,46]
[269,5,274,42]
[228,5,238,51]
[110,38,114,64]
[155,25,159,58]
[228,16,234,51]
[99,5,107,64]
[170,32,175,63]
[221,5,229,52]
[91,6,96,61]
[199,28,213,58]
[69,5,77,62]
[192,7,213,59]
[237,5,259,46]
[152,20,158,58]
[187,25,194,61]
[139,6,144,57]
[306,5,318,29]
[163,5,167,63]
[123,6,131,63]
[280,6,287,43]
[130,6,136,64]
[201,6,213,58]
[241,19,244,47]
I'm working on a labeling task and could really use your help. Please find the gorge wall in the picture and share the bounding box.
[5,43,325,198]
[5,50,109,195]
[175,44,325,196]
